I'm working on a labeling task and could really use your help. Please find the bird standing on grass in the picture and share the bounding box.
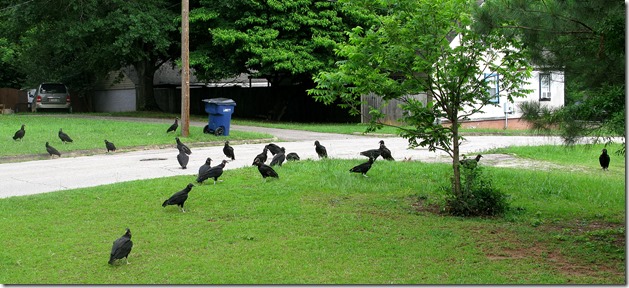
[314,140,328,158]
[175,137,192,155]
[270,147,286,167]
[167,118,179,133]
[223,141,235,160]
[58,128,73,144]
[460,154,482,169]
[360,147,381,161]
[252,147,268,165]
[105,140,116,153]
[599,148,610,171]
[379,140,394,161]
[162,183,195,212]
[286,152,300,161]
[109,228,133,265]
[45,142,61,158]
[13,124,25,141]
[198,157,213,177]
[253,158,279,181]
[176,146,189,169]
[350,157,375,177]
[196,160,228,184]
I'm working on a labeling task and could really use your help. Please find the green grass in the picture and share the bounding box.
[0,114,272,158]
[0,154,624,284]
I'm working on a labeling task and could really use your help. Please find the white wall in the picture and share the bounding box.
[92,89,137,112]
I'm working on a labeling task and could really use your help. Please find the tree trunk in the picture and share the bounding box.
[451,118,462,197]
[134,59,160,111]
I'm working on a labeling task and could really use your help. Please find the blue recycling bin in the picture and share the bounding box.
[202,98,236,136]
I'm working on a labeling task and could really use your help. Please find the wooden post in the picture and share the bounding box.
[181,0,190,137]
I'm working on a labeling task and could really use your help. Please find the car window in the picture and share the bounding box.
[40,84,67,93]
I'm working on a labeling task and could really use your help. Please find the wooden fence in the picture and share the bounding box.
[360,92,428,124]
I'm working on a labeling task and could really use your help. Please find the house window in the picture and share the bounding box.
[539,73,551,101]
[485,73,499,103]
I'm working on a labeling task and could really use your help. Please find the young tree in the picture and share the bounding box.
[474,0,625,153]
[309,0,531,199]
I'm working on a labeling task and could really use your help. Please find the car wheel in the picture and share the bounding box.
[68,106,73,113]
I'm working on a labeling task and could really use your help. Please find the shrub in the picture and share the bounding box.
[444,166,509,217]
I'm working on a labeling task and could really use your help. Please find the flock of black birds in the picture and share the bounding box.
[11,118,614,266]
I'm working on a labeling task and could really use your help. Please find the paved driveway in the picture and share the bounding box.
[0,121,566,198]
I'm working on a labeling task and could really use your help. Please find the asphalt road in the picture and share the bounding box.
[0,122,566,198]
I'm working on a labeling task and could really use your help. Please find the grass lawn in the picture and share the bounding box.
[0,114,272,159]
[0,149,624,284]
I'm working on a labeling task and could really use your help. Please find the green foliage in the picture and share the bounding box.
[445,166,509,217]
[189,0,355,84]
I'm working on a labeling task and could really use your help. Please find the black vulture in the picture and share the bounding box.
[198,157,213,177]
[270,147,286,167]
[253,158,279,181]
[379,140,394,161]
[104,140,116,153]
[108,228,133,265]
[167,118,178,133]
[252,146,268,165]
[265,143,282,155]
[314,140,328,158]
[13,124,25,141]
[176,147,189,169]
[162,183,195,212]
[223,141,235,160]
[460,154,482,169]
[350,157,375,177]
[58,128,73,144]
[599,148,610,171]
[196,160,228,184]
[175,137,192,155]
[360,148,381,161]
[45,142,61,158]
[286,152,300,161]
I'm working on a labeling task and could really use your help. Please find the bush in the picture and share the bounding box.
[445,166,509,217]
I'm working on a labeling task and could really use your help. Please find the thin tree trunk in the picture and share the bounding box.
[451,118,462,197]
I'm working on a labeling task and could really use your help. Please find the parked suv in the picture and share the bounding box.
[32,83,72,113]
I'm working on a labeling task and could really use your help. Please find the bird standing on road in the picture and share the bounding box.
[599,148,610,171]
[265,143,282,155]
[196,160,228,184]
[315,140,328,158]
[13,124,25,141]
[253,158,279,181]
[460,154,482,169]
[360,147,381,161]
[270,147,286,166]
[252,146,268,165]
[379,140,394,161]
[175,137,192,155]
[223,141,235,160]
[350,157,375,177]
[45,142,61,158]
[167,118,179,133]
[109,228,133,265]
[176,146,189,169]
[105,140,116,153]
[286,152,300,161]
[58,128,73,144]
[162,183,195,212]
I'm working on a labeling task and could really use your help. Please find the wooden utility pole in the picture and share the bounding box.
[180,0,190,137]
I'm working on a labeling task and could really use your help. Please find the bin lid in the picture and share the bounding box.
[202,98,236,105]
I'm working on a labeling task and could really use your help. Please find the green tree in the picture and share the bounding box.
[309,0,531,202]
[0,0,180,110]
[474,0,625,152]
